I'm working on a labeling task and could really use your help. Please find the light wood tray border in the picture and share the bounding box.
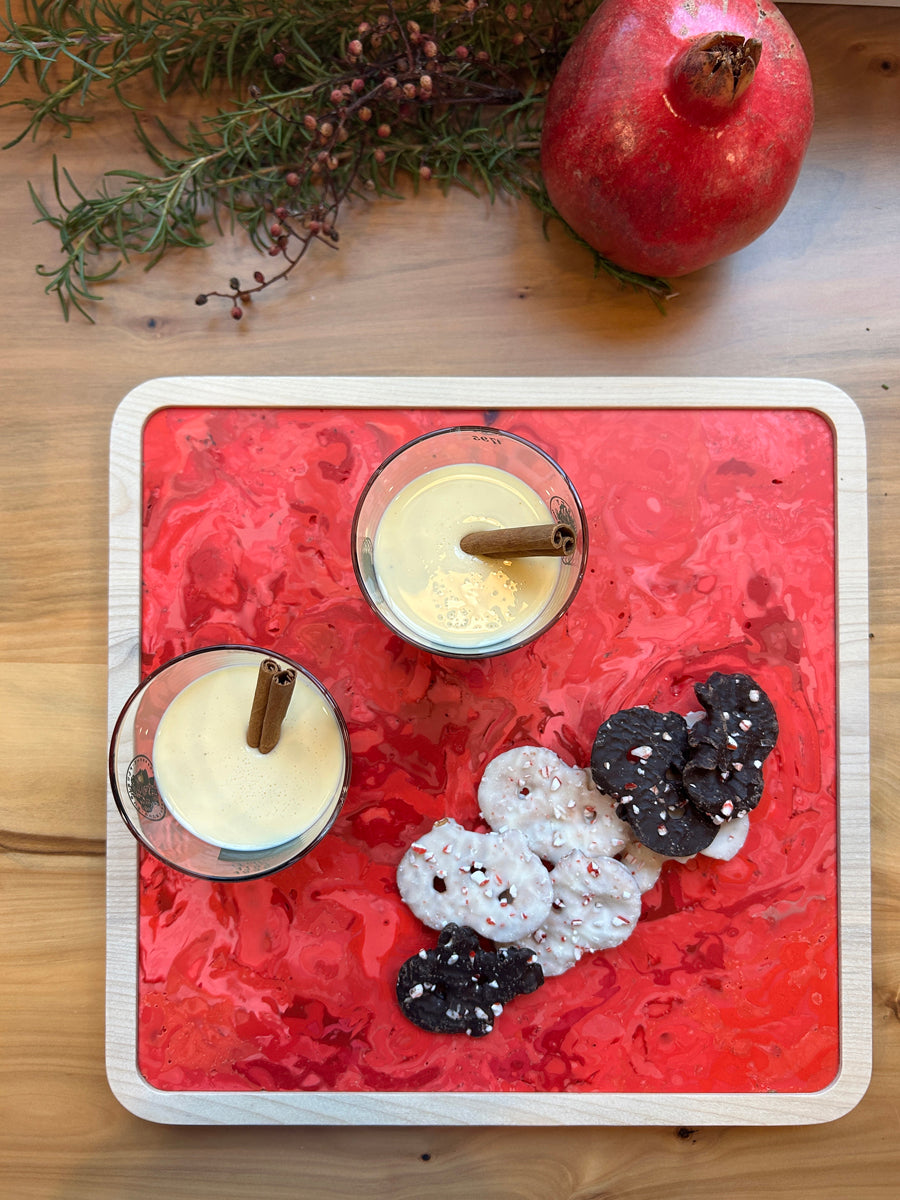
[107,376,871,1125]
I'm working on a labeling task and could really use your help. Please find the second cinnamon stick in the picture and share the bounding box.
[459,522,576,559]
[246,658,279,748]
[258,669,297,755]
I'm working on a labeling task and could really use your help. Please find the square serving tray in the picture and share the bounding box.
[106,376,870,1124]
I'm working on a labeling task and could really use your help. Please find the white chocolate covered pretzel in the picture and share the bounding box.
[396,819,553,943]
[523,851,642,977]
[478,745,631,864]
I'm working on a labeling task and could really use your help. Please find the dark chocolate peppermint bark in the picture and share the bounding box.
[590,707,689,805]
[684,673,779,820]
[396,923,543,1037]
[590,674,778,854]
[590,707,717,855]
[615,786,719,856]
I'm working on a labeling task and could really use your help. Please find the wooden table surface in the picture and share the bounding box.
[1,4,897,1197]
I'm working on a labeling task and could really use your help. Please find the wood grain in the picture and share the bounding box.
[1,1,898,1195]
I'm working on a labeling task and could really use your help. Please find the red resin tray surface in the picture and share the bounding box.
[138,405,838,1095]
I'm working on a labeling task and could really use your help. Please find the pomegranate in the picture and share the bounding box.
[540,0,814,278]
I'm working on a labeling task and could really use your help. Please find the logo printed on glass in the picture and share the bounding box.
[126,755,166,821]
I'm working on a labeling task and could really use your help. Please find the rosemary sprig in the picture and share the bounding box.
[1,1,670,321]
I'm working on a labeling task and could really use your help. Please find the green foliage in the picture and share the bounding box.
[0,1,669,320]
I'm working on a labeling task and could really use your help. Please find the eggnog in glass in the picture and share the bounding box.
[109,646,351,880]
[351,427,588,657]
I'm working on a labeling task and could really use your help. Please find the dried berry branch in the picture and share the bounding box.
[0,1,670,321]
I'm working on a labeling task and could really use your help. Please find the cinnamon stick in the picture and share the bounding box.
[246,658,279,748]
[258,669,297,755]
[459,522,577,559]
